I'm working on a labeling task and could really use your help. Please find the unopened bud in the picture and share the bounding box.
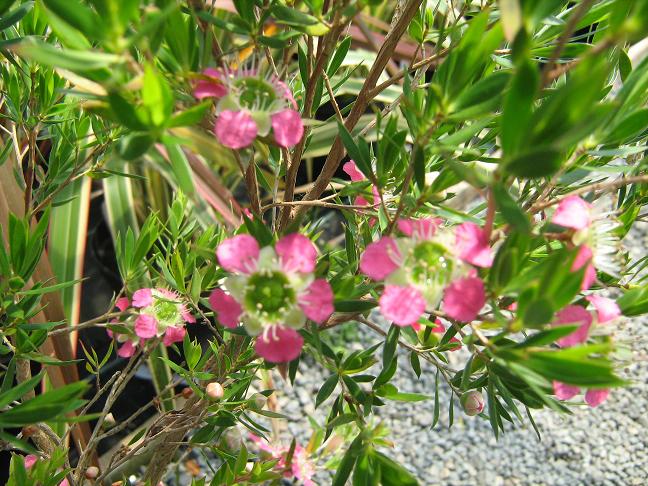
[206,382,224,400]
[21,426,37,437]
[221,427,242,451]
[85,466,99,479]
[104,413,116,428]
[461,390,485,416]
[181,387,193,399]
[250,393,266,410]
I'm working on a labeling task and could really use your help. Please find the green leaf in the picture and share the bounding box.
[316,374,338,408]
[168,101,211,128]
[17,38,120,71]
[334,299,377,313]
[41,0,103,39]
[332,435,363,486]
[617,286,648,316]
[374,451,419,486]
[270,4,329,36]
[501,58,539,156]
[493,183,531,233]
[142,63,174,127]
[0,1,33,31]
[504,147,563,178]
[0,370,44,409]
[337,120,373,181]
[383,324,400,369]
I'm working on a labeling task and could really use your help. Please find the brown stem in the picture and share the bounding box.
[289,0,425,227]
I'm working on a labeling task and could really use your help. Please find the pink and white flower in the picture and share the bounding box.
[209,233,334,363]
[552,296,621,348]
[359,219,492,326]
[249,434,316,486]
[107,288,195,357]
[194,66,303,149]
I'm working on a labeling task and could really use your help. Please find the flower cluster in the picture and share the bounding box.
[209,233,334,363]
[194,67,303,149]
[108,288,196,358]
[551,295,621,407]
[249,434,316,486]
[359,218,493,327]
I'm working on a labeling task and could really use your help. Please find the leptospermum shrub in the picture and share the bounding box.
[1,0,647,484]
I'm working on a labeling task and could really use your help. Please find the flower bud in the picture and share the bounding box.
[221,427,242,451]
[206,382,224,400]
[250,392,267,410]
[85,466,99,479]
[181,387,193,399]
[461,390,485,416]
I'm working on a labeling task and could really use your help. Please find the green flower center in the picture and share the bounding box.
[153,299,180,325]
[245,272,295,318]
[234,77,277,109]
[409,241,453,286]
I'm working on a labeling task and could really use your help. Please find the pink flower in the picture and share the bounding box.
[275,233,317,273]
[359,237,400,280]
[134,314,158,339]
[254,326,304,363]
[117,341,136,358]
[163,325,186,346]
[455,222,493,268]
[215,110,258,149]
[209,289,243,328]
[249,435,315,486]
[585,388,609,407]
[552,196,591,230]
[572,245,596,290]
[553,381,579,400]
[115,297,130,312]
[181,309,196,324]
[397,218,442,240]
[342,160,380,207]
[217,234,260,274]
[132,288,153,308]
[275,80,298,109]
[24,455,37,469]
[586,295,621,324]
[554,305,593,347]
[194,68,227,99]
[299,279,334,324]
[272,109,304,148]
[442,276,486,322]
[379,284,426,327]
[59,480,70,486]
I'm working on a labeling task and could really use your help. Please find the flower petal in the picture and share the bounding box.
[215,110,258,149]
[343,160,365,182]
[217,234,260,274]
[586,295,621,324]
[397,218,442,239]
[117,341,136,358]
[442,276,486,322]
[132,288,153,308]
[134,314,158,339]
[24,455,38,469]
[455,222,493,268]
[194,68,227,99]
[163,326,186,346]
[359,237,400,280]
[181,309,197,324]
[584,388,609,407]
[554,305,593,347]
[552,195,591,230]
[209,289,243,328]
[275,233,317,274]
[553,381,580,400]
[115,297,130,312]
[379,285,426,327]
[255,326,304,363]
[299,279,334,324]
[271,109,304,148]
[571,245,596,290]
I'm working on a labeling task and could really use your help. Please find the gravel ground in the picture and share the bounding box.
[272,224,648,486]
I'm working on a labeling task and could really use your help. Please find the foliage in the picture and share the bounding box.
[0,0,647,484]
